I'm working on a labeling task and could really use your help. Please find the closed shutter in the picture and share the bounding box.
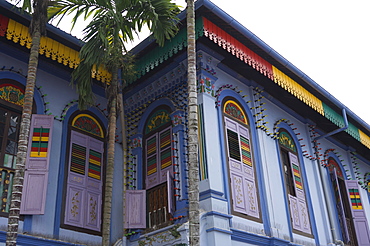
[330,169,350,243]
[345,180,370,246]
[64,131,103,231]
[225,117,259,218]
[21,114,53,215]
[167,171,175,215]
[125,190,146,228]
[288,152,311,234]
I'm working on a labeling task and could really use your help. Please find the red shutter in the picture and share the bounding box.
[159,127,173,183]
[21,115,54,215]
[225,118,259,218]
[288,152,311,234]
[345,180,370,246]
[125,190,146,228]
[330,169,350,243]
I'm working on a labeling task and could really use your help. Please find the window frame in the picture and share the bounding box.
[60,111,106,235]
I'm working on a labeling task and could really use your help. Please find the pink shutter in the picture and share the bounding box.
[64,131,88,228]
[225,118,259,218]
[330,170,349,243]
[167,171,175,214]
[345,180,370,246]
[21,114,54,214]
[125,190,146,228]
[288,152,311,234]
[239,125,259,218]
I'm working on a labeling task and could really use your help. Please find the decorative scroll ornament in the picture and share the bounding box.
[223,100,247,124]
[72,114,104,138]
[0,84,24,106]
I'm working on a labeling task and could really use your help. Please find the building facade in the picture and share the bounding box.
[1,0,370,245]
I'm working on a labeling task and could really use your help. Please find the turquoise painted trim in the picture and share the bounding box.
[217,88,272,236]
[204,211,233,219]
[53,105,107,238]
[205,227,232,234]
[231,228,272,245]
[199,189,226,202]
[275,122,319,244]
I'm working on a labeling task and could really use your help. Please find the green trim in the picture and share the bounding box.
[134,17,204,80]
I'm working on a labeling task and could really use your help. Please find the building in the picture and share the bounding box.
[1,0,370,245]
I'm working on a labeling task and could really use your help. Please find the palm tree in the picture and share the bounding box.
[6,0,49,245]
[49,0,180,244]
[186,0,200,245]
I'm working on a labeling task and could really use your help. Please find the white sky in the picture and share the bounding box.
[53,0,370,125]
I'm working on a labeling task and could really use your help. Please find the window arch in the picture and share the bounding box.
[277,128,311,235]
[62,111,105,234]
[223,99,260,220]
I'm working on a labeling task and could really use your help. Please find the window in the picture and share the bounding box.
[0,81,24,214]
[144,108,174,229]
[223,100,260,220]
[278,129,311,235]
[328,157,370,245]
[62,113,105,234]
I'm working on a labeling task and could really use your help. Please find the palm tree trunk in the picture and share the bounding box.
[186,0,200,245]
[6,29,41,246]
[102,69,118,246]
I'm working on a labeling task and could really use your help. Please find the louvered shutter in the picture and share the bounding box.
[21,114,54,214]
[125,190,146,228]
[64,131,103,231]
[330,169,350,243]
[159,127,172,183]
[344,180,370,246]
[64,131,88,227]
[225,117,259,218]
[288,152,311,234]
[146,134,159,189]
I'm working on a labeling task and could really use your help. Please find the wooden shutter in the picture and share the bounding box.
[288,152,311,234]
[125,190,146,228]
[21,114,54,215]
[167,171,175,214]
[330,169,350,243]
[345,180,370,246]
[146,134,159,189]
[225,117,259,218]
[64,131,88,227]
[64,131,103,231]
[159,127,172,183]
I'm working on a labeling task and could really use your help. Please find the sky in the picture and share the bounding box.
[52,0,370,125]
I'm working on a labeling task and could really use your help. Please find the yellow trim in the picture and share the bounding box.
[30,152,47,158]
[359,130,370,149]
[272,66,324,116]
[5,18,111,83]
[223,100,247,124]
[32,137,49,142]
[72,114,104,138]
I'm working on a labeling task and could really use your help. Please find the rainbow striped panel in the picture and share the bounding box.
[292,164,302,190]
[88,149,101,180]
[160,129,171,150]
[147,155,157,175]
[70,143,86,175]
[161,148,172,169]
[349,188,363,210]
[30,127,50,157]
[240,136,252,167]
[147,136,157,156]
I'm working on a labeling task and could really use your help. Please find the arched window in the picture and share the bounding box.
[143,106,174,228]
[0,81,24,214]
[278,128,311,235]
[62,112,105,234]
[328,157,370,245]
[223,99,260,220]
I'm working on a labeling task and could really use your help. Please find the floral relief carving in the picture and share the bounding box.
[89,196,97,222]
[247,182,256,212]
[71,191,80,217]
